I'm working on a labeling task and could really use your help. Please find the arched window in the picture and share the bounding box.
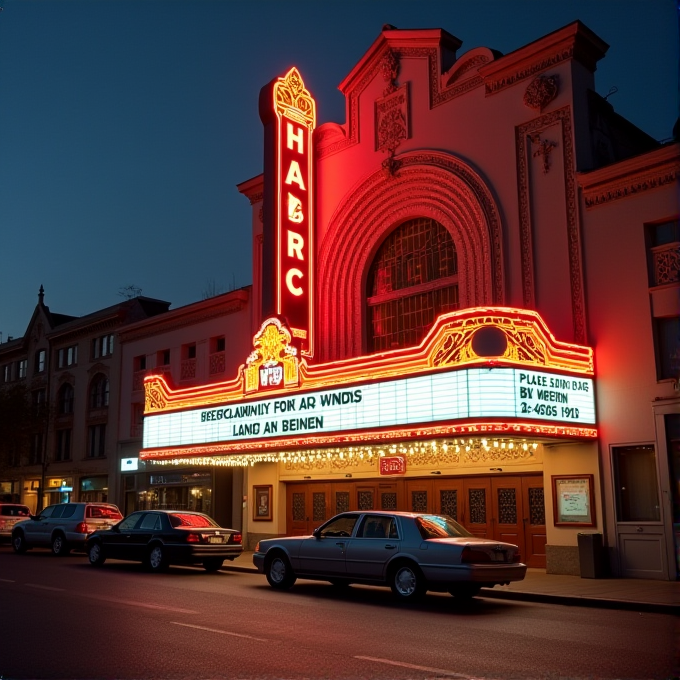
[90,374,109,409]
[57,383,74,414]
[366,217,459,352]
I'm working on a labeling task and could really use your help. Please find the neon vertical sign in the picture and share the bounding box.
[260,67,316,357]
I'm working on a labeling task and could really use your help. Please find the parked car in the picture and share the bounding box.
[11,502,123,555]
[0,503,32,543]
[85,510,243,572]
[253,510,527,600]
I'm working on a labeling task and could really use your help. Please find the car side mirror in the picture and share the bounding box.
[31,515,40,521]
[312,528,322,539]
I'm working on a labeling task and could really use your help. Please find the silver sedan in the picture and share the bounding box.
[253,510,527,600]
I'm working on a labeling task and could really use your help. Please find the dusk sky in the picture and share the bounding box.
[0,0,677,340]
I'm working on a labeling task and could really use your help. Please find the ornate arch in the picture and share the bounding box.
[317,151,504,360]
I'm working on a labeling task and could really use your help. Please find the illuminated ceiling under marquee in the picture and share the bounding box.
[141,308,596,461]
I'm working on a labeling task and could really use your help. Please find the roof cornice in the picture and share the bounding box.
[480,21,608,96]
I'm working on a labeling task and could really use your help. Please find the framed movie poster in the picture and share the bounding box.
[552,475,596,527]
[253,485,273,521]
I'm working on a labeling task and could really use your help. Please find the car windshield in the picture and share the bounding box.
[168,513,217,528]
[415,514,473,539]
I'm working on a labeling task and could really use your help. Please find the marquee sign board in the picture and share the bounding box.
[141,308,598,459]
[260,67,316,356]
[142,366,596,452]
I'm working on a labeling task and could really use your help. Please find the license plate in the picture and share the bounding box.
[491,552,505,562]
[208,536,223,544]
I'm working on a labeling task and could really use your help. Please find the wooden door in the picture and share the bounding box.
[377,482,400,511]
[434,479,464,523]
[521,476,547,568]
[462,477,492,538]
[405,480,434,513]
[286,483,331,535]
[491,476,526,560]
[355,482,378,512]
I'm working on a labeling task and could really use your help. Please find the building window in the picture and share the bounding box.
[2,364,12,383]
[655,316,680,381]
[58,345,78,368]
[87,424,106,458]
[209,336,226,375]
[89,374,109,409]
[35,350,46,374]
[32,388,46,416]
[29,432,43,465]
[58,383,75,414]
[55,429,72,462]
[366,217,459,352]
[17,359,27,379]
[211,336,226,353]
[647,219,680,287]
[181,343,197,380]
[134,355,146,371]
[92,334,114,359]
[157,349,170,366]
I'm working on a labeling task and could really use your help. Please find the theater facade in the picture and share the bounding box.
[140,22,680,579]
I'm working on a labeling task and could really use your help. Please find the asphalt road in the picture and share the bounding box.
[0,546,677,680]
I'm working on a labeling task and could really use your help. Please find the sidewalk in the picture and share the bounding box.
[224,551,679,615]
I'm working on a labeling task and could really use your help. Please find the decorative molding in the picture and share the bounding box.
[523,75,558,111]
[375,83,409,176]
[530,134,558,174]
[317,45,487,160]
[516,106,586,343]
[380,48,399,96]
[582,165,680,208]
[486,47,572,96]
[317,151,505,360]
[249,192,263,205]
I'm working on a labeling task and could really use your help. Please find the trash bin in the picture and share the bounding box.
[577,532,607,578]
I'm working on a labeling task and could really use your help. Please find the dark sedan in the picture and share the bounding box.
[85,510,242,572]
[253,510,527,600]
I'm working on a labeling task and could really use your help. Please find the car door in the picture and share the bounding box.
[104,512,143,560]
[37,504,67,546]
[297,514,359,576]
[128,513,163,560]
[23,505,56,545]
[345,514,400,579]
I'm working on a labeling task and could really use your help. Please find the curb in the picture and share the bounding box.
[221,562,678,615]
[479,588,680,616]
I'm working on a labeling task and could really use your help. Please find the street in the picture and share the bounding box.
[0,546,677,680]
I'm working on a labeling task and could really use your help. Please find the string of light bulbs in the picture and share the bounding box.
[148,437,541,468]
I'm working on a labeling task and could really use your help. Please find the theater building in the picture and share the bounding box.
[139,22,679,579]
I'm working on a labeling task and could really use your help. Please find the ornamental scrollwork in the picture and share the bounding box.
[523,75,558,112]
[273,67,315,125]
[145,379,167,412]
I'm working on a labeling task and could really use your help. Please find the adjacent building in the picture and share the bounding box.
[0,288,169,512]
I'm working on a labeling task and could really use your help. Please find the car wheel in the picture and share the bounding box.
[203,558,224,572]
[265,553,296,590]
[146,544,168,572]
[88,541,106,567]
[389,562,426,600]
[52,533,70,556]
[12,531,28,554]
[448,584,482,600]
